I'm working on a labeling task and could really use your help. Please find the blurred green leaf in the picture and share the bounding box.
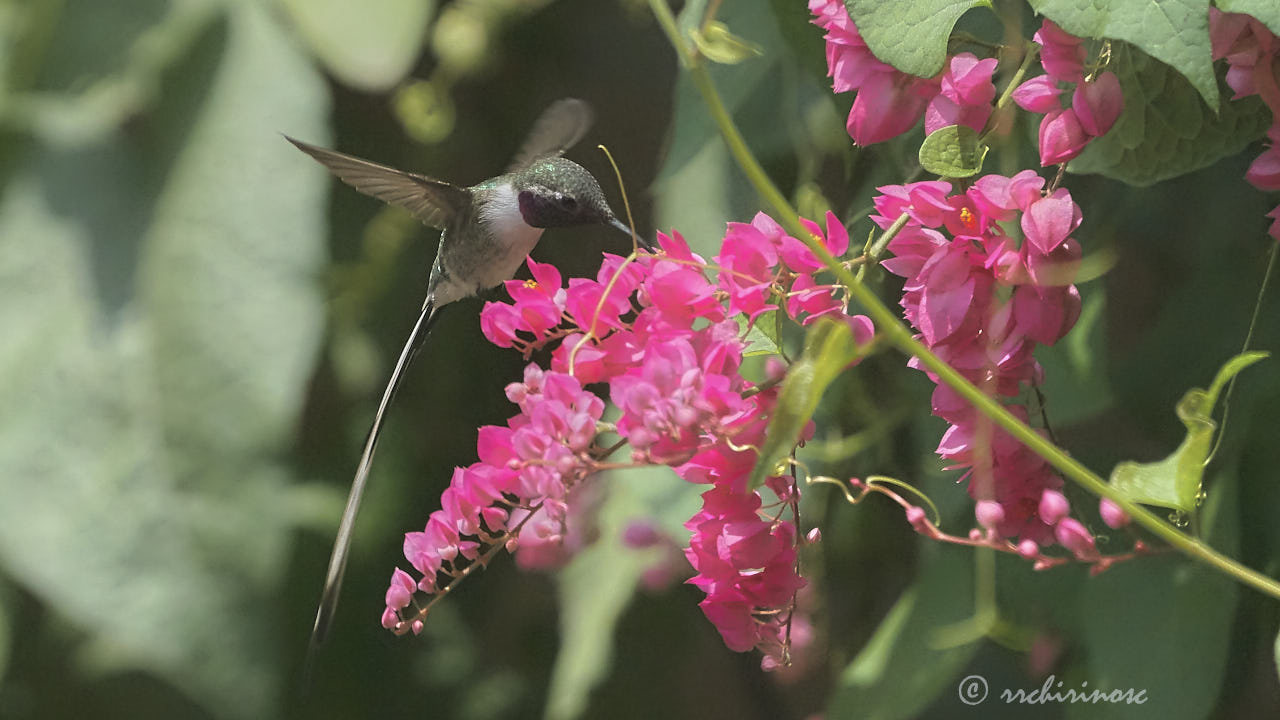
[1070,470,1240,720]
[1070,42,1272,185]
[1035,283,1113,425]
[547,467,700,720]
[826,546,980,719]
[1030,0,1219,108]
[2,0,219,144]
[918,124,987,178]
[1215,0,1280,35]
[844,0,992,77]
[749,319,859,490]
[279,0,435,92]
[1108,352,1266,513]
[0,3,328,718]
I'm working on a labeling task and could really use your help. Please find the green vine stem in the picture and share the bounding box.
[646,0,1280,601]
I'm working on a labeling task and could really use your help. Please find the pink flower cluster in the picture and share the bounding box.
[383,365,604,633]
[390,214,873,666]
[876,172,1092,553]
[1210,9,1280,240]
[1011,20,1124,166]
[809,0,997,145]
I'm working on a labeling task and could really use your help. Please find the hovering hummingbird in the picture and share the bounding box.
[288,98,647,658]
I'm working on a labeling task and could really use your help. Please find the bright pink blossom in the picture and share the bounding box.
[1034,20,1086,83]
[1037,108,1090,165]
[925,53,998,134]
[1012,75,1065,113]
[1072,72,1124,136]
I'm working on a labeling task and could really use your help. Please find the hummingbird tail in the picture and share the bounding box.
[304,296,439,677]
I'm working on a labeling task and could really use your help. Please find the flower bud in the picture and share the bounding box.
[1099,498,1131,529]
[1038,489,1070,525]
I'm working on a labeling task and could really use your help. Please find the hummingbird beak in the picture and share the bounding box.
[608,216,655,251]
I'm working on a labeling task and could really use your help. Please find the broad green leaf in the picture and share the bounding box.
[547,467,702,720]
[918,124,988,178]
[1030,0,1219,108]
[748,319,861,490]
[1070,470,1239,720]
[1070,42,1272,185]
[740,309,784,357]
[692,21,765,64]
[2,0,219,144]
[844,0,993,77]
[1108,352,1267,512]
[1215,0,1280,36]
[0,3,328,718]
[827,546,980,719]
[279,0,435,92]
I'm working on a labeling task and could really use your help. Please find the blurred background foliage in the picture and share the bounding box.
[0,0,1278,718]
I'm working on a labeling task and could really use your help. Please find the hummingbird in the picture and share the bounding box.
[287,98,647,660]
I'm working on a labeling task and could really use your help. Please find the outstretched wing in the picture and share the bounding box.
[286,136,468,230]
[506,98,595,173]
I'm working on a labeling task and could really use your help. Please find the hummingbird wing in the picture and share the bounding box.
[506,98,595,173]
[306,296,440,675]
[286,136,467,230]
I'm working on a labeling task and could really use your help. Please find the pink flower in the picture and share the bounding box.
[847,71,935,146]
[925,53,997,134]
[1246,144,1280,191]
[716,213,785,319]
[1099,498,1131,529]
[1037,489,1070,525]
[1034,20,1086,83]
[975,499,1006,530]
[787,273,845,322]
[1072,72,1124,136]
[1037,108,1090,165]
[1012,75,1065,113]
[1054,517,1098,560]
[1021,191,1082,254]
[382,568,417,629]
[779,212,850,273]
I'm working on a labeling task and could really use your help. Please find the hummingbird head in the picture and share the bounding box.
[514,158,648,247]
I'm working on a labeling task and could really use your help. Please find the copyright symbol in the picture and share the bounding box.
[958,674,988,705]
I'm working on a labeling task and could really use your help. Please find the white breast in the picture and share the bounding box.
[475,184,545,288]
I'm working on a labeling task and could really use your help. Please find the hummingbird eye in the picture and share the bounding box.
[557,194,578,211]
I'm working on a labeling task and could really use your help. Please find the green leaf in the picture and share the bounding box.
[844,0,993,77]
[1030,0,1219,108]
[826,546,980,719]
[547,467,702,720]
[1215,0,1280,36]
[1108,352,1267,512]
[1070,470,1239,720]
[0,4,328,718]
[748,319,861,490]
[918,124,988,178]
[740,309,784,357]
[2,0,219,144]
[692,21,765,64]
[278,0,435,92]
[1070,42,1272,186]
